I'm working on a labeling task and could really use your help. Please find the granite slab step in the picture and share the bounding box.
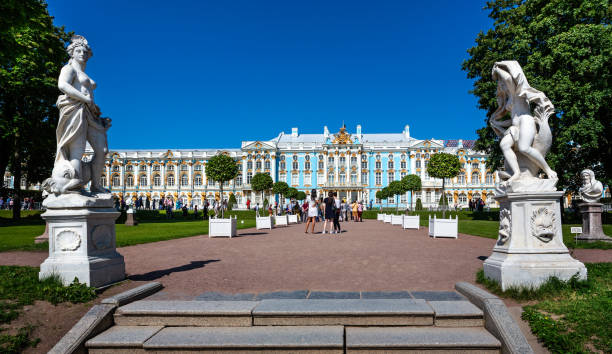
[86,326,163,354]
[142,326,344,353]
[114,300,257,326]
[430,300,484,327]
[346,326,501,353]
[253,299,434,326]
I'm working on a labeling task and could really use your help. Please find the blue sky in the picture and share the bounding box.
[47,0,493,149]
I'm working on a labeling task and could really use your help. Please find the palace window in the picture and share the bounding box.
[256,160,262,170]
[375,161,381,169]
[256,154,261,160]
[223,181,229,187]
[375,172,382,185]
[361,160,368,169]
[265,160,271,169]
[350,172,357,184]
[279,173,286,183]
[328,156,334,164]
[293,155,298,161]
[112,165,120,172]
[459,194,467,204]
[292,161,299,170]
[471,171,479,183]
[167,165,174,171]
[167,174,175,186]
[416,160,421,168]
[447,194,453,205]
[486,172,493,184]
[181,174,188,186]
[400,172,406,179]
[416,153,420,159]
[194,164,202,171]
[361,172,368,183]
[280,161,285,170]
[248,154,253,159]
[425,153,429,159]
[400,160,406,169]
[318,173,324,184]
[304,161,311,170]
[424,160,429,169]
[280,155,285,161]
[424,171,430,180]
[140,165,147,171]
[339,173,346,184]
[153,174,161,186]
[126,175,134,187]
[473,192,481,200]
[208,178,214,186]
[400,194,406,203]
[291,174,299,185]
[350,156,357,165]
[388,172,394,182]
[457,172,466,184]
[376,195,381,204]
[247,172,252,184]
[304,173,311,185]
[265,153,270,160]
[126,165,133,172]
[339,156,346,165]
[153,165,160,171]
[328,173,335,184]
[235,175,242,186]
[194,175,202,186]
[318,160,324,169]
[388,160,394,169]
[426,191,431,203]
[472,162,479,170]
[140,175,148,186]
[181,164,188,171]
[112,174,120,186]
[100,176,106,187]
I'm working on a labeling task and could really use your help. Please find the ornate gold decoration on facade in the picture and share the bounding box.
[163,150,173,158]
[332,125,353,145]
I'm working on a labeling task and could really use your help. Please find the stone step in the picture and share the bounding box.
[145,326,343,353]
[346,326,501,353]
[253,299,434,326]
[86,326,163,354]
[429,300,484,327]
[114,300,257,326]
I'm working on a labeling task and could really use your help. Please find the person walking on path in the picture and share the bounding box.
[305,189,319,233]
[333,192,342,234]
[322,191,336,234]
[351,200,358,221]
[357,200,364,222]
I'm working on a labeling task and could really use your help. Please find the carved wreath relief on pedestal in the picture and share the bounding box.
[531,207,557,242]
[56,230,81,251]
[498,207,511,244]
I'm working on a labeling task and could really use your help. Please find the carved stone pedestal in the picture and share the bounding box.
[39,193,126,287]
[576,203,611,242]
[484,191,587,291]
[125,209,138,226]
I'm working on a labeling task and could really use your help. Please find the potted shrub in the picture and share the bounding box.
[426,153,461,237]
[206,154,239,237]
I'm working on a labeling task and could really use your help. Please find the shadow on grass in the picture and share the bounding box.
[128,260,220,281]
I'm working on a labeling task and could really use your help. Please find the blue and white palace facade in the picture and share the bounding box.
[101,125,499,209]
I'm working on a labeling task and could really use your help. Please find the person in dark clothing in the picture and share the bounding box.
[182,204,188,217]
[332,192,341,234]
[322,191,335,234]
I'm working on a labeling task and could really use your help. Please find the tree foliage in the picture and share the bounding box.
[388,180,405,213]
[462,0,611,189]
[427,153,460,216]
[227,193,237,210]
[296,191,306,201]
[285,187,298,200]
[251,173,273,200]
[205,154,238,217]
[401,174,422,210]
[1,0,72,219]
[272,181,289,198]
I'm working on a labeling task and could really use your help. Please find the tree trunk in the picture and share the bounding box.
[396,195,399,214]
[442,179,446,219]
[220,183,224,218]
[12,134,22,220]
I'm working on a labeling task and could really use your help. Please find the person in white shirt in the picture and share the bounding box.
[305,189,319,234]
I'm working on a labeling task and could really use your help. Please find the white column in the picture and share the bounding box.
[271,153,276,182]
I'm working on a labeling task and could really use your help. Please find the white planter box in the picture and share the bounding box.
[403,215,420,229]
[428,215,458,238]
[377,213,385,221]
[209,217,237,238]
[391,215,403,225]
[288,214,299,224]
[384,214,392,223]
[274,215,288,226]
[256,216,272,230]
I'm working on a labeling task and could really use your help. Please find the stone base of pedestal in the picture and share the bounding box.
[576,202,611,243]
[125,211,138,226]
[484,252,587,291]
[39,193,126,288]
[483,189,587,291]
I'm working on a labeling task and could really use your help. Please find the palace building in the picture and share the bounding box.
[98,124,499,209]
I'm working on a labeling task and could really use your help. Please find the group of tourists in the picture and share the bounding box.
[304,190,365,235]
[0,196,38,210]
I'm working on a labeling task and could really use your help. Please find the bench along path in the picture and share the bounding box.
[87,292,501,353]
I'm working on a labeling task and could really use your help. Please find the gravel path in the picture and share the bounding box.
[1,220,609,298]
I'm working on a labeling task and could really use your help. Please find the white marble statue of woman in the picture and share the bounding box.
[579,169,603,203]
[43,35,111,196]
[490,61,557,184]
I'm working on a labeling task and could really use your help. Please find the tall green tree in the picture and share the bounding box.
[462,0,611,190]
[381,187,390,210]
[427,153,461,218]
[205,154,238,218]
[251,173,273,209]
[272,181,289,212]
[401,174,422,212]
[388,180,405,214]
[375,190,385,210]
[296,191,306,202]
[1,0,72,219]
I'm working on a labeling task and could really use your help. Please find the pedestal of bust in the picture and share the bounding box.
[125,208,138,226]
[484,187,587,291]
[39,193,126,287]
[576,202,611,242]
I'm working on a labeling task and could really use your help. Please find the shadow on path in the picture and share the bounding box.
[128,260,220,281]
[235,232,268,237]
[477,256,488,261]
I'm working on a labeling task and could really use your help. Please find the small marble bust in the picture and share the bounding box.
[579,169,603,203]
